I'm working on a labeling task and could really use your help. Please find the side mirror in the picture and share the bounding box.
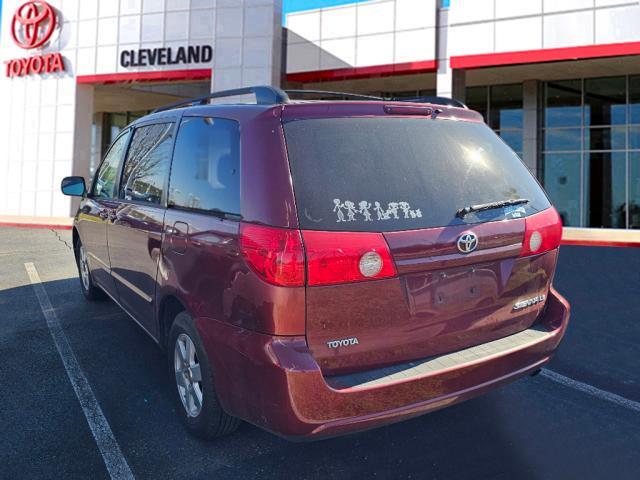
[61,176,86,197]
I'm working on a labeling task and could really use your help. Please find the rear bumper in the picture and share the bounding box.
[197,286,570,440]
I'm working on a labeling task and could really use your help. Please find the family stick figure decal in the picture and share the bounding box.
[334,199,422,223]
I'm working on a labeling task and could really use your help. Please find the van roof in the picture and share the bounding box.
[147,85,467,113]
[135,86,479,126]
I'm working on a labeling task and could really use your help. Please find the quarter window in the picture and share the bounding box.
[168,117,241,215]
[92,131,130,200]
[120,123,174,205]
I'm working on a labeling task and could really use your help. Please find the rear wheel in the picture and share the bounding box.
[76,241,105,301]
[169,312,239,439]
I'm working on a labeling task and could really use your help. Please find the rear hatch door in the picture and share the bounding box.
[283,111,556,375]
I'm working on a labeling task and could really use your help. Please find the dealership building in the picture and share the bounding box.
[1,0,640,230]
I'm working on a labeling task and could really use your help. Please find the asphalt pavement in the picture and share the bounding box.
[0,227,638,479]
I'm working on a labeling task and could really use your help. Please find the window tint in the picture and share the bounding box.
[92,131,130,199]
[169,117,240,215]
[120,123,174,205]
[284,118,551,232]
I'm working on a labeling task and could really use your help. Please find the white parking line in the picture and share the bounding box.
[541,368,640,413]
[25,263,135,480]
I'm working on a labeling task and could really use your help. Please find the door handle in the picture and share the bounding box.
[168,222,189,254]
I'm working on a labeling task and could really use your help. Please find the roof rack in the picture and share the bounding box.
[286,89,465,108]
[151,85,466,114]
[152,85,291,113]
[395,96,467,109]
[285,89,384,101]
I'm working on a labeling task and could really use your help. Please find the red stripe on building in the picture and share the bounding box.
[450,41,640,70]
[561,239,640,248]
[286,60,437,83]
[76,69,212,84]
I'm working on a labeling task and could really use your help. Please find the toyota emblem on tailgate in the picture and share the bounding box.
[457,232,478,254]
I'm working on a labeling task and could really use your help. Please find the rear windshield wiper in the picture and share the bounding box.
[456,198,529,218]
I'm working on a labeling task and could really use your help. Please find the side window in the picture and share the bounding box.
[92,131,130,199]
[120,123,174,205]
[169,117,240,215]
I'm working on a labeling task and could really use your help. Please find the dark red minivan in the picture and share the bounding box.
[61,86,569,440]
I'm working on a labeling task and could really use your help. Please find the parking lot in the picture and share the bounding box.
[0,226,638,479]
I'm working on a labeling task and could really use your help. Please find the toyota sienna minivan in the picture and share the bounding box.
[61,86,570,440]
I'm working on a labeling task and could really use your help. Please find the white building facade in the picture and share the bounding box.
[2,0,640,230]
[0,0,282,218]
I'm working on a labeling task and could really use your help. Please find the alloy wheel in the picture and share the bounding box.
[79,245,90,291]
[174,333,203,417]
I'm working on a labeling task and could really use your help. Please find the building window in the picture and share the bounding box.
[466,84,523,157]
[378,89,437,99]
[542,76,640,229]
[101,111,151,158]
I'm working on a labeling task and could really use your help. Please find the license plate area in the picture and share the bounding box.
[404,263,501,316]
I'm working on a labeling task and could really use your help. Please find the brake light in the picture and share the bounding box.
[302,231,397,286]
[239,223,305,286]
[520,207,563,257]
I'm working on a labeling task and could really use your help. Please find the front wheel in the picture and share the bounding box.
[169,312,240,439]
[76,241,105,301]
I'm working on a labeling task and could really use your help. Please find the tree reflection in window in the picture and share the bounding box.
[120,123,174,205]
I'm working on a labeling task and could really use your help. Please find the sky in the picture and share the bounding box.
[283,0,371,15]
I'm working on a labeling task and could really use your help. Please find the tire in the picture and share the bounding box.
[169,312,240,439]
[75,240,106,301]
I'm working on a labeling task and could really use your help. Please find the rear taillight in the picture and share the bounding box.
[239,223,305,286]
[302,231,397,286]
[520,207,563,257]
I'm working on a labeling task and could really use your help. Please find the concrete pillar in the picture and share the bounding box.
[212,0,283,92]
[435,6,465,102]
[522,80,539,177]
[71,84,95,214]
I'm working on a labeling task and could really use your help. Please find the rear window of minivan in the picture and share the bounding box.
[283,117,550,232]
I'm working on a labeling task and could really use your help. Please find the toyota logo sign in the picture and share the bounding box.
[11,1,57,50]
[457,232,479,254]
[5,0,65,78]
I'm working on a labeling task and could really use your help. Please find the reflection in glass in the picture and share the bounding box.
[545,80,582,128]
[545,128,581,151]
[585,152,626,228]
[169,118,241,215]
[584,77,626,126]
[543,154,581,226]
[383,89,436,99]
[586,127,626,151]
[497,130,523,154]
[120,123,174,205]
[629,126,640,150]
[489,84,523,130]
[630,153,640,229]
[466,86,488,121]
[93,133,131,200]
[630,76,640,125]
